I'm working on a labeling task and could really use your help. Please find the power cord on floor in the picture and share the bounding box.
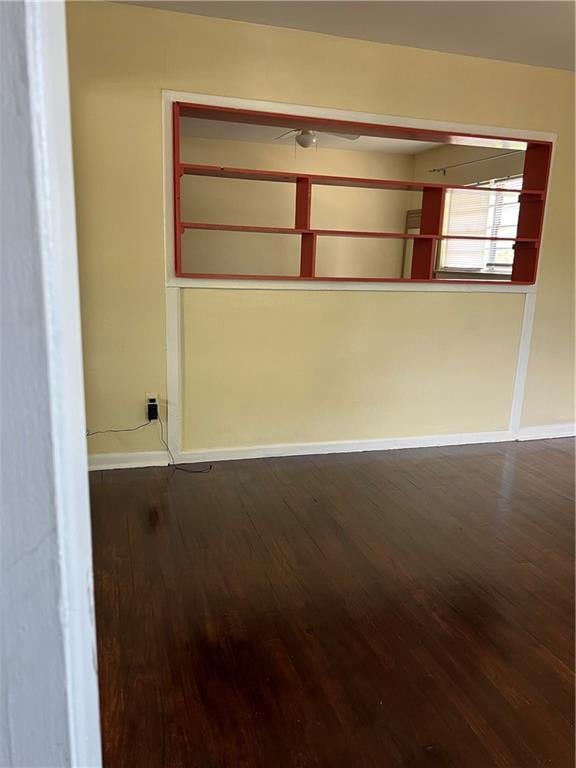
[86,418,212,475]
[158,418,212,475]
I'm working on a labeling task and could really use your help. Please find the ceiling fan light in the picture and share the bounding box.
[295,130,317,149]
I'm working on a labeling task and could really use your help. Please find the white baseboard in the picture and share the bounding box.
[87,425,574,471]
[175,430,513,464]
[517,423,575,441]
[88,450,169,471]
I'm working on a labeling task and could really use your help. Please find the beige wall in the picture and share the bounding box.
[66,1,574,456]
[182,290,523,448]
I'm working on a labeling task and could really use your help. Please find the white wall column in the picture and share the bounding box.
[0,2,102,765]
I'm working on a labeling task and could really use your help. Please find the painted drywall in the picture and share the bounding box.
[1,2,101,766]
[66,1,575,457]
[181,290,524,448]
[180,136,415,277]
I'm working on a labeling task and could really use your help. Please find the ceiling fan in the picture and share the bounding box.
[275,128,360,148]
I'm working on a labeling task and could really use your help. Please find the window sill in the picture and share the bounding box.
[167,276,534,293]
[435,269,513,281]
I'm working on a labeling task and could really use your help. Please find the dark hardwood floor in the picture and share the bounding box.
[90,438,575,768]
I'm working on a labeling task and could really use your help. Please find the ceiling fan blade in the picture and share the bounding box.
[325,132,361,141]
[274,129,297,140]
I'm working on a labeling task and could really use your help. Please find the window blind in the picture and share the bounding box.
[439,176,522,272]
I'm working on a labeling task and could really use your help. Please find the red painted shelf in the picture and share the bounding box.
[177,101,548,150]
[182,223,433,238]
[315,230,537,242]
[182,221,538,243]
[179,163,545,196]
[312,229,434,239]
[437,235,537,243]
[182,223,305,235]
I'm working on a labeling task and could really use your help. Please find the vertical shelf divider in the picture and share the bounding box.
[173,102,183,276]
[300,234,317,278]
[411,186,445,280]
[512,142,552,283]
[296,177,316,277]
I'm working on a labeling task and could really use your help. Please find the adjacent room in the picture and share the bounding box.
[67,1,574,765]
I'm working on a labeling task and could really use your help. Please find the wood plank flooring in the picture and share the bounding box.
[90,438,575,767]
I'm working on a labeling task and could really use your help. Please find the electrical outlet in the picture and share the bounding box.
[146,393,159,421]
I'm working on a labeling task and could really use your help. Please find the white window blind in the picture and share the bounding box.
[439,176,522,273]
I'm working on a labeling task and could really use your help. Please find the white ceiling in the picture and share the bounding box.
[123,1,575,71]
[181,117,440,153]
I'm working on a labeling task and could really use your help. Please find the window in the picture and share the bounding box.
[438,176,523,275]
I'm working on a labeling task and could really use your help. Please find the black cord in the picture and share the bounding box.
[158,418,212,475]
[86,420,151,437]
[86,417,212,475]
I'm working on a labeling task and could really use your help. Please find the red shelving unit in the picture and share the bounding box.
[173,102,552,284]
